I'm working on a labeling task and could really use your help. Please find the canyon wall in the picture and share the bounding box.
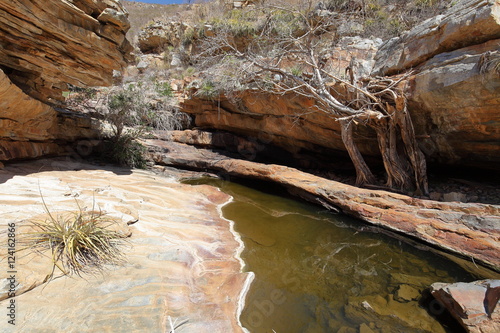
[0,0,133,161]
[181,0,500,170]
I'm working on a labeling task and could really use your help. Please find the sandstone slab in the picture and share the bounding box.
[148,140,500,273]
[0,159,250,332]
[0,0,133,103]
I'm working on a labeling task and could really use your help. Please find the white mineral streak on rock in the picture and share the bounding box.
[0,159,250,332]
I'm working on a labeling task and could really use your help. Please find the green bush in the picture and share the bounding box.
[155,81,174,97]
[103,133,148,169]
[196,80,218,99]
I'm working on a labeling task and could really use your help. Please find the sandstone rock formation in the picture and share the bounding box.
[138,21,189,54]
[406,39,500,167]
[373,0,500,168]
[147,139,500,274]
[0,158,250,332]
[0,0,133,103]
[180,0,500,170]
[0,0,133,161]
[0,69,99,160]
[372,0,500,76]
[431,280,500,333]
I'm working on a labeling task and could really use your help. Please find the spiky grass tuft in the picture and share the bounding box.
[21,198,128,277]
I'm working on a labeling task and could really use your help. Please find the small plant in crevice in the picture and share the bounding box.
[19,196,128,277]
[103,132,148,169]
[196,80,218,98]
[155,80,174,97]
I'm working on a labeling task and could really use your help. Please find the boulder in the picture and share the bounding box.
[97,8,131,32]
[138,21,190,54]
[372,0,500,76]
[407,39,500,168]
[443,192,468,203]
[430,280,500,333]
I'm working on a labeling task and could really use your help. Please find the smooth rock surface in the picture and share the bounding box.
[0,159,250,332]
[372,0,500,76]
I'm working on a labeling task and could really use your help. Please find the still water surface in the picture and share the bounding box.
[186,178,477,333]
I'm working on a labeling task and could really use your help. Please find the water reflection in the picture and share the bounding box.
[185,178,476,333]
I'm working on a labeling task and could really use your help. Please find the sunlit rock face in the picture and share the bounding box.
[181,0,500,170]
[0,159,250,332]
[372,0,500,76]
[0,0,133,161]
[0,0,133,103]
[374,0,500,169]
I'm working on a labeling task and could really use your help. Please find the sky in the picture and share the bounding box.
[130,0,188,4]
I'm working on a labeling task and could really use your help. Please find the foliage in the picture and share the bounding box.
[65,73,190,168]
[195,80,218,99]
[262,9,306,38]
[64,86,100,112]
[20,198,127,276]
[103,132,148,168]
[208,9,261,37]
[415,0,439,7]
[105,79,186,139]
[155,81,174,97]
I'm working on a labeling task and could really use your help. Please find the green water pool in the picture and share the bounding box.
[185,177,486,333]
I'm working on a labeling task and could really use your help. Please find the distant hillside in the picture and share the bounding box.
[123,1,187,44]
[124,0,453,51]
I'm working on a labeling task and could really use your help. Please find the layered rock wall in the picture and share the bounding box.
[373,0,500,168]
[0,0,133,103]
[181,0,500,170]
[407,39,500,167]
[0,0,133,161]
[372,0,500,76]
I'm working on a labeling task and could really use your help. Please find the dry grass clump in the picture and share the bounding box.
[20,199,128,277]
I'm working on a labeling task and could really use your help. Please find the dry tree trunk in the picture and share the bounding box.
[373,116,412,190]
[339,118,376,186]
[361,77,428,194]
[394,102,429,195]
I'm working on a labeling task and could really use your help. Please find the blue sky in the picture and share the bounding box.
[130,0,187,4]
